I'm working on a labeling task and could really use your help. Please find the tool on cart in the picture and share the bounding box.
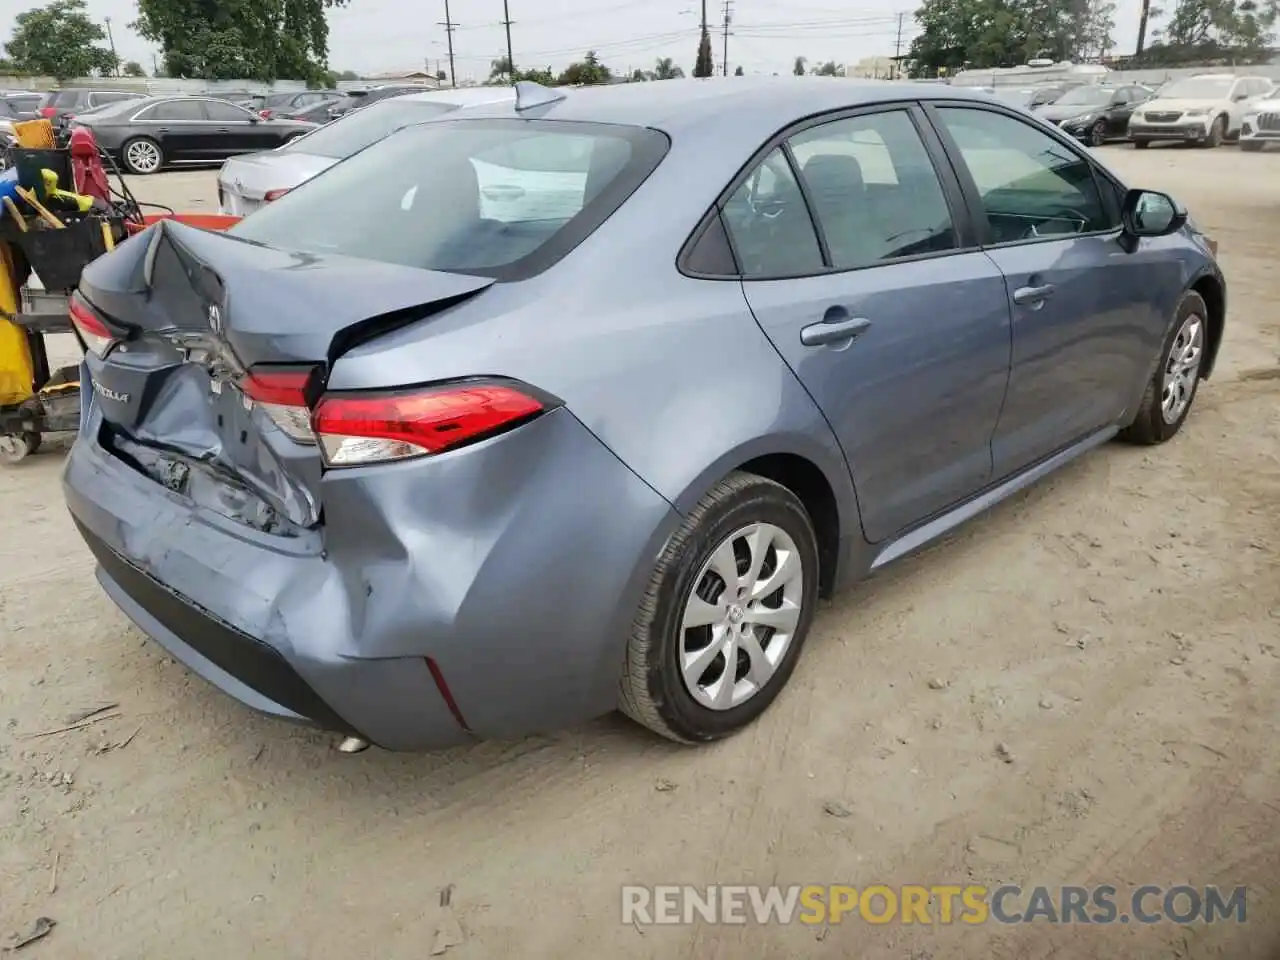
[0,118,242,463]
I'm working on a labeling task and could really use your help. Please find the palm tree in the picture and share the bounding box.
[793,55,807,76]
[653,56,685,80]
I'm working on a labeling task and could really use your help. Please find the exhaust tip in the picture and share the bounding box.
[336,735,370,754]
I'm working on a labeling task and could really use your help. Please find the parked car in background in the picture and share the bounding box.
[1240,90,1280,151]
[258,90,341,118]
[70,95,316,174]
[1034,84,1153,145]
[67,79,1225,751]
[217,91,269,113]
[276,99,342,124]
[1128,73,1274,147]
[217,86,514,215]
[324,84,430,120]
[3,91,45,121]
[37,88,146,133]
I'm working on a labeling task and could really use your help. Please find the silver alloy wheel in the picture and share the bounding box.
[1161,312,1204,424]
[679,522,805,711]
[125,139,161,173]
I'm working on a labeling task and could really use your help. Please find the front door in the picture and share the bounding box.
[927,103,1162,477]
[198,99,263,157]
[138,99,207,161]
[1106,89,1134,136]
[727,106,1013,543]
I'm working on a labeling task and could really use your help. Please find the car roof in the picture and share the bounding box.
[452,76,992,136]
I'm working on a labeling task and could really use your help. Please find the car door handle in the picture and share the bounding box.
[800,315,872,347]
[1012,283,1056,306]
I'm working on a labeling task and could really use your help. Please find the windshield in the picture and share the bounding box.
[1158,78,1234,100]
[992,88,1036,106]
[1052,86,1112,106]
[281,97,459,158]
[231,118,669,280]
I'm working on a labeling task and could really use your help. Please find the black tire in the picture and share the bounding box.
[22,431,41,455]
[1089,120,1108,147]
[1134,139,1151,149]
[619,471,821,743]
[1241,140,1264,152]
[120,136,164,175]
[1119,291,1208,445]
[1203,116,1225,148]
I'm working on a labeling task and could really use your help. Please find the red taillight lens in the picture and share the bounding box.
[263,188,290,202]
[69,295,116,357]
[241,366,317,442]
[313,383,545,467]
[39,106,56,118]
[259,109,272,119]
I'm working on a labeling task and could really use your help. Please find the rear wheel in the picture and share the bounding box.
[619,472,820,743]
[1089,120,1108,147]
[1119,291,1208,445]
[121,137,163,175]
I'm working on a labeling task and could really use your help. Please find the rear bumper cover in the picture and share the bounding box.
[64,402,680,750]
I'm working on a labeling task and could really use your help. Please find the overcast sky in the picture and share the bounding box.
[0,0,1149,82]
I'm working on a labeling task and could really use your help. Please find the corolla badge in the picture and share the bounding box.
[208,303,223,332]
[92,381,130,403]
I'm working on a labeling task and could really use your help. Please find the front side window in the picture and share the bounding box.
[721,147,824,278]
[203,100,255,122]
[789,110,957,270]
[231,118,668,280]
[936,107,1111,243]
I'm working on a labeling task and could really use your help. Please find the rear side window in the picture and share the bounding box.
[47,90,82,108]
[91,92,140,106]
[231,118,669,281]
[721,147,824,278]
[140,100,204,122]
[281,98,457,158]
[789,110,957,269]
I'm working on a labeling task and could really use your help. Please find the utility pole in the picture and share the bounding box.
[721,0,733,77]
[104,16,119,76]
[439,0,457,88]
[892,11,904,80]
[502,0,515,80]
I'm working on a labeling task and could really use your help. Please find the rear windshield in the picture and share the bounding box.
[231,118,669,281]
[46,90,82,107]
[281,98,463,158]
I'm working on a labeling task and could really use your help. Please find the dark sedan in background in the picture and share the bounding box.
[71,96,317,174]
[1034,84,1154,145]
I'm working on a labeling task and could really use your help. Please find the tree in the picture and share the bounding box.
[814,60,844,76]
[793,55,807,75]
[5,0,118,79]
[734,64,745,75]
[653,56,684,79]
[556,50,612,85]
[436,69,447,81]
[132,0,349,83]
[122,60,147,77]
[489,55,513,83]
[630,67,650,81]
[693,28,714,76]
[335,69,360,80]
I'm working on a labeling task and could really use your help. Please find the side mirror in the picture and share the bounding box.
[1232,92,1249,102]
[1121,188,1187,241]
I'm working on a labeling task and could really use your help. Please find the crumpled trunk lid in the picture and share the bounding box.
[79,219,494,533]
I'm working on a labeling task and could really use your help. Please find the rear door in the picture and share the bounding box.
[136,100,207,159]
[926,102,1168,477]
[728,104,1013,543]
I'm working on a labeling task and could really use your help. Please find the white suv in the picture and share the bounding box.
[1240,90,1280,151]
[1128,73,1274,148]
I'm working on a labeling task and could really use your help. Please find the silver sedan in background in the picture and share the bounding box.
[216,86,517,216]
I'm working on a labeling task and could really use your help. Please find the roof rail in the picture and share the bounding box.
[514,80,566,112]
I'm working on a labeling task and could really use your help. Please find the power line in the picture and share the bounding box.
[438,0,457,87]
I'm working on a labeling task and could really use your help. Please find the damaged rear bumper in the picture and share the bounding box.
[63,400,680,751]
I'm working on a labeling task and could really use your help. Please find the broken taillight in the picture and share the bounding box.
[69,294,116,357]
[241,367,548,467]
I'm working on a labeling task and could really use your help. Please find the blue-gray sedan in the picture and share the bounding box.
[62,77,1226,751]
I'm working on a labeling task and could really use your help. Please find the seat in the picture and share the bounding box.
[800,153,882,269]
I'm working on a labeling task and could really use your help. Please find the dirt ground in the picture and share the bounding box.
[1,146,1278,960]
